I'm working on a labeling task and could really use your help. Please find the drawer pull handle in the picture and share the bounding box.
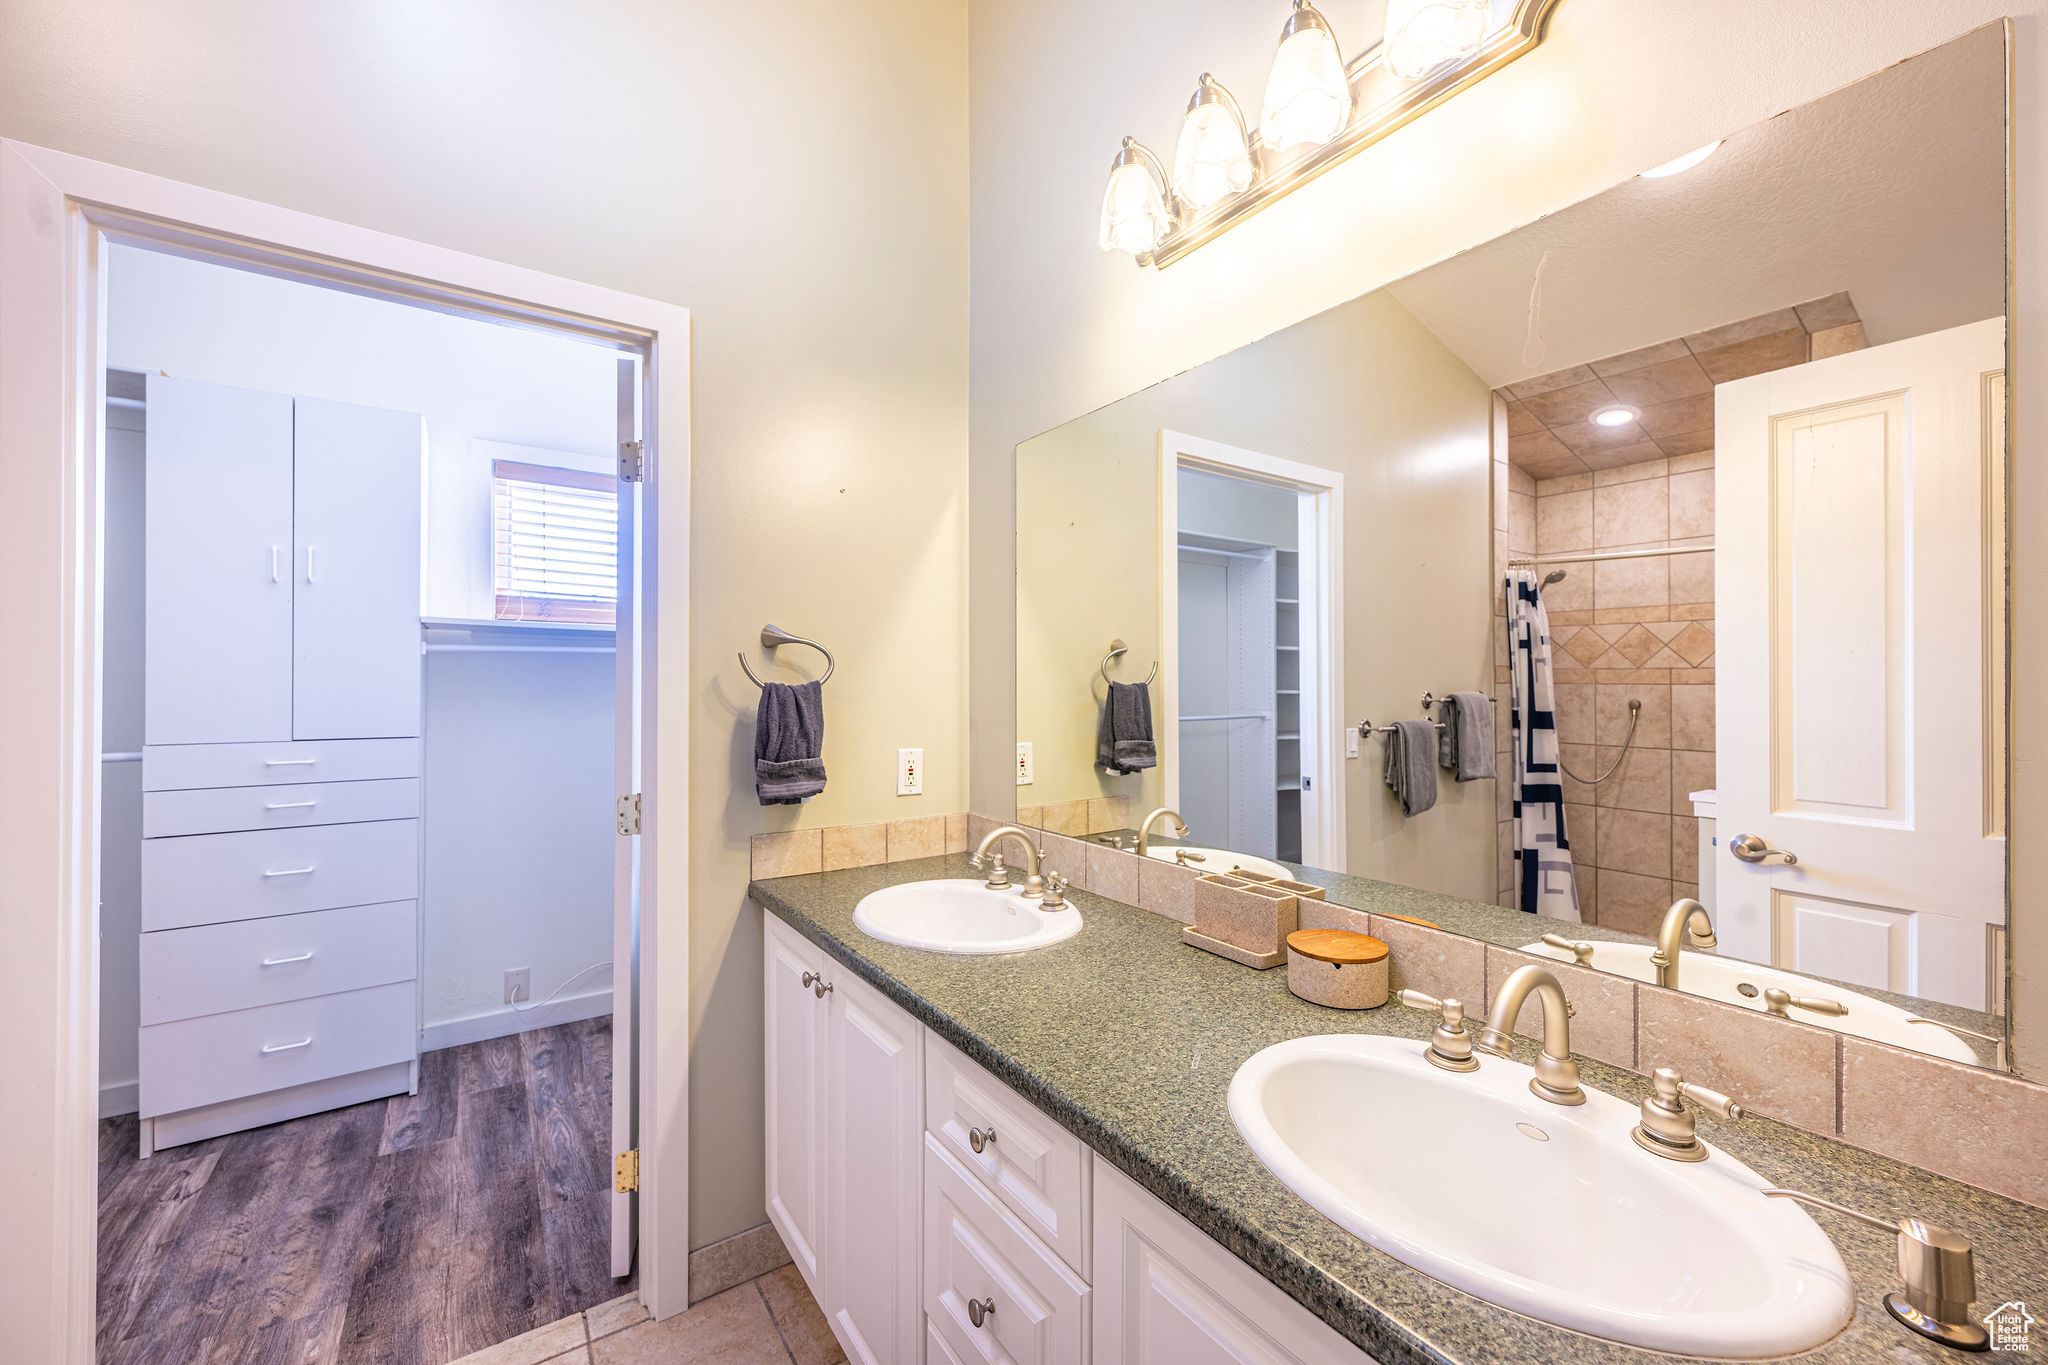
[262,866,316,878]
[264,758,318,767]
[261,1037,312,1054]
[265,800,318,811]
[260,951,315,966]
[969,1125,998,1155]
[966,1297,995,1329]
[801,971,833,1000]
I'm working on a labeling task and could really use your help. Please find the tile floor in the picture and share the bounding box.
[452,1265,844,1365]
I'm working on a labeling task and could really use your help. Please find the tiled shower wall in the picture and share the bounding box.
[1495,451,1716,934]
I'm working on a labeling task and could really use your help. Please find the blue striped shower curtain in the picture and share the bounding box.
[1506,570,1582,920]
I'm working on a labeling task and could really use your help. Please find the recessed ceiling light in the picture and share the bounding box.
[1592,404,1640,427]
[1640,140,1723,179]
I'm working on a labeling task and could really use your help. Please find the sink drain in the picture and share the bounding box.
[1515,1122,1550,1142]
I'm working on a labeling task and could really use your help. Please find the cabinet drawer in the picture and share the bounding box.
[138,980,416,1118]
[140,900,418,1025]
[927,1032,1091,1277]
[143,738,420,791]
[142,819,420,931]
[143,778,419,838]
[924,1135,1088,1365]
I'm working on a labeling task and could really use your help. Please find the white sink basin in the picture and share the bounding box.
[1143,845,1292,881]
[853,880,1082,954]
[1229,1034,1853,1357]
[1520,940,1979,1064]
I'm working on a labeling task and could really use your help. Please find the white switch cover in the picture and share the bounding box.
[1016,742,1034,785]
[897,748,923,796]
[1346,728,1360,759]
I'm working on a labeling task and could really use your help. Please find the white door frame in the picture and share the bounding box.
[1158,431,1346,871]
[0,137,693,1361]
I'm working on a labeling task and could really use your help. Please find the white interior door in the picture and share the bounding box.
[144,376,295,745]
[291,395,423,740]
[612,357,641,1278]
[1716,317,2006,1010]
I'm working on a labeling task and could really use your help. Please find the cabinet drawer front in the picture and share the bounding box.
[143,738,421,791]
[924,1137,1088,1365]
[144,778,419,838]
[140,900,418,1025]
[927,1032,1091,1277]
[142,819,420,931]
[138,980,416,1118]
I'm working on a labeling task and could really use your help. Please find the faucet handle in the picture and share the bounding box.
[1631,1065,1744,1162]
[1761,1189,1987,1350]
[979,853,1012,890]
[1040,872,1070,907]
[1398,990,1480,1073]
[1540,932,1596,966]
[1760,986,1848,1018]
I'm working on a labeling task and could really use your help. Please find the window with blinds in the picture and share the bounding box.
[492,459,617,624]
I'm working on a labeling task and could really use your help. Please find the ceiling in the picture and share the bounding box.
[1384,23,2005,390]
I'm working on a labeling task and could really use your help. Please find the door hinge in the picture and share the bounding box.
[618,438,644,482]
[614,1149,640,1193]
[616,792,642,836]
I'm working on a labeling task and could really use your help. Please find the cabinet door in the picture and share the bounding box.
[145,377,295,744]
[292,396,422,739]
[764,915,830,1291]
[825,970,922,1365]
[1094,1161,1373,1365]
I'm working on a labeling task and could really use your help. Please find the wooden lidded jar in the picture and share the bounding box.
[1284,929,1389,1010]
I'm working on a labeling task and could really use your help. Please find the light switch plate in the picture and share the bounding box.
[1016,742,1034,785]
[897,748,923,796]
[1346,728,1360,759]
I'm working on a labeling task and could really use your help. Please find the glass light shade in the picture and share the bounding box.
[1172,80,1255,210]
[1099,154,1172,256]
[1382,0,1489,82]
[1261,7,1351,151]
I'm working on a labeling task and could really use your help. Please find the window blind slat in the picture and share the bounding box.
[492,459,619,624]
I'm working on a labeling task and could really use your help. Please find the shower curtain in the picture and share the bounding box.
[1506,570,1582,921]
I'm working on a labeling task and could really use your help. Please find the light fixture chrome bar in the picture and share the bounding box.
[1508,544,1714,569]
[1144,0,1563,268]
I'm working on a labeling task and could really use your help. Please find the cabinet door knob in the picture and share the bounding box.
[966,1297,995,1329]
[968,1125,997,1154]
[814,978,833,999]
[801,971,818,989]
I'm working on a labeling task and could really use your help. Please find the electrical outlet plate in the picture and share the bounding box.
[1016,742,1034,785]
[505,967,531,1005]
[897,748,923,796]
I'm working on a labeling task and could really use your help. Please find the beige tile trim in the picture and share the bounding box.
[750,813,971,879]
[687,1221,793,1304]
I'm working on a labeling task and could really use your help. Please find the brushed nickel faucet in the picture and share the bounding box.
[1136,807,1189,858]
[1540,931,1596,966]
[1650,898,1717,989]
[1397,990,1480,1072]
[1630,1065,1744,1162]
[970,826,1046,899]
[1474,964,1585,1105]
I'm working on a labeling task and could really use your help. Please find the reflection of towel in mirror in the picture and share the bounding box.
[755,680,826,804]
[1384,719,1438,816]
[1436,691,1497,782]
[1097,681,1156,773]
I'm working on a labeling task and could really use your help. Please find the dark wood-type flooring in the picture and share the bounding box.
[97,1017,625,1365]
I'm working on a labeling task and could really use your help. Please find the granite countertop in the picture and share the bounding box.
[751,854,2048,1365]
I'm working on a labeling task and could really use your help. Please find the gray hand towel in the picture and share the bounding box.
[1436,690,1497,782]
[755,680,826,805]
[1096,680,1156,774]
[1384,719,1438,816]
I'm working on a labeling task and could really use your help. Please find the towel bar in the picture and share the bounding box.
[739,623,834,687]
[1357,718,1446,739]
[1100,638,1158,686]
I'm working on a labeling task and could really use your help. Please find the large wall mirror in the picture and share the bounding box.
[1014,24,2024,1075]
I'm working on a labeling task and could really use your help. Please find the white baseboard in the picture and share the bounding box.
[421,986,612,1053]
[100,1079,139,1119]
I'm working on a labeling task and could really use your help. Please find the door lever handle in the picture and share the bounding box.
[1729,834,1797,865]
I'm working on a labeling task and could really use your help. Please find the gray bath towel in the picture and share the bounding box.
[1097,680,1156,774]
[755,680,826,804]
[1384,719,1438,816]
[1437,691,1497,782]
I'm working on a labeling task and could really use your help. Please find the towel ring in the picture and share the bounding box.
[739,623,834,688]
[1101,638,1157,686]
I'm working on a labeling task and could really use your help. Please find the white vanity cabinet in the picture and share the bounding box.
[760,911,1380,1365]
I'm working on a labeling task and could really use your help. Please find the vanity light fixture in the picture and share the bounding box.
[1261,1,1352,153]
[1382,0,1492,82]
[1099,136,1177,256]
[1172,74,1256,210]
[1591,404,1641,428]
[1640,140,1724,179]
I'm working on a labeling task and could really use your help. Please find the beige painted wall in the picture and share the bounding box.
[1016,290,1496,896]
[967,0,2046,1072]
[0,0,968,1248]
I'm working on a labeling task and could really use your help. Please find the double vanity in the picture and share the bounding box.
[755,845,2048,1365]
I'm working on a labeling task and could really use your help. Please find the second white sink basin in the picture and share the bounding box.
[1229,1034,1853,1357]
[1143,845,1292,881]
[853,880,1082,954]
